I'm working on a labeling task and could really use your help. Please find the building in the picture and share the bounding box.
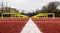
[0,7,19,13]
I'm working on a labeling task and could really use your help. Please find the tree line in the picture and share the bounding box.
[21,1,60,17]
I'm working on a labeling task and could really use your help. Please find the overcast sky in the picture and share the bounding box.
[0,0,60,12]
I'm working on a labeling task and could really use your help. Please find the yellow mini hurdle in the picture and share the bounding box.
[32,13,55,18]
[2,13,28,19]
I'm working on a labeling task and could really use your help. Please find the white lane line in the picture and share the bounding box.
[21,18,42,33]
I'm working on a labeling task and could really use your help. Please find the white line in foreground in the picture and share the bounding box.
[21,18,42,33]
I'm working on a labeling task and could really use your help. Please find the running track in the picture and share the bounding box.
[0,17,60,33]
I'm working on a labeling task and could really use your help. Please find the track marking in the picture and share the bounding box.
[21,18,42,33]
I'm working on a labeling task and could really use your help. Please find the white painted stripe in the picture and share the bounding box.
[21,18,42,33]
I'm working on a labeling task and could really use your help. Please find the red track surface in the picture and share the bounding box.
[32,18,60,33]
[0,17,60,33]
[0,17,29,33]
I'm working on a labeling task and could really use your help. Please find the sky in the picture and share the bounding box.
[0,0,60,13]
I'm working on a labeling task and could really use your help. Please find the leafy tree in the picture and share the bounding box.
[41,1,60,17]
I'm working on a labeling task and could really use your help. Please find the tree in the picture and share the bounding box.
[40,1,60,17]
[40,6,48,13]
